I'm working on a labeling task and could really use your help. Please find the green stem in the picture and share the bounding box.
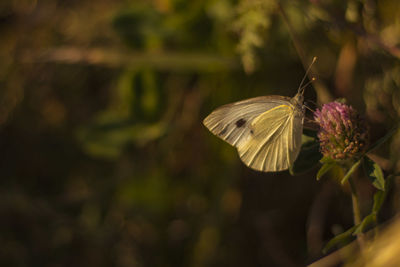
[348,177,365,251]
[372,214,379,238]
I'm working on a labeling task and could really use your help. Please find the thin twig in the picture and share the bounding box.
[20,46,238,71]
[277,2,333,104]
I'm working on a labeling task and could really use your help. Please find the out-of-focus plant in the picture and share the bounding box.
[233,0,275,73]
[346,215,400,267]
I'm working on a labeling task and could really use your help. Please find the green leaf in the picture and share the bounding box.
[363,156,385,191]
[334,98,347,104]
[341,160,362,185]
[316,159,336,181]
[372,190,385,214]
[353,174,394,236]
[366,125,399,153]
[290,135,322,175]
[322,225,357,254]
[372,173,396,214]
[353,213,376,235]
[320,156,336,164]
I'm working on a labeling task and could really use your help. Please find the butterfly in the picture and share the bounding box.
[203,57,316,172]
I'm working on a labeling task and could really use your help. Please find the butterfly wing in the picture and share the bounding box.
[237,104,303,172]
[203,96,291,148]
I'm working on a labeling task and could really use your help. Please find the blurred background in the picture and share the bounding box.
[1,0,400,266]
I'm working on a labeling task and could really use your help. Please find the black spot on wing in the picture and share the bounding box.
[235,119,246,128]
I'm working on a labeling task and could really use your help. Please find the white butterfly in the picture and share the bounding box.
[203,58,316,172]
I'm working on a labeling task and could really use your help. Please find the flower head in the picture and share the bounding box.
[314,101,368,160]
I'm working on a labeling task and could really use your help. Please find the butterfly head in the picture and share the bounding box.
[291,92,304,112]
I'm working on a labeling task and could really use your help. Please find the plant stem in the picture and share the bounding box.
[348,177,366,251]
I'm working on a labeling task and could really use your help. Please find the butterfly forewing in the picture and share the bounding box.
[203,96,292,148]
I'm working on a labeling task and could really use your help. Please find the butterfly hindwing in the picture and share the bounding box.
[237,104,303,172]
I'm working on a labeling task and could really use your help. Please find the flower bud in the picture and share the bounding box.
[314,101,368,160]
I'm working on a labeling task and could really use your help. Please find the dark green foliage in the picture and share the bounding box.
[290,130,322,175]
[363,156,385,191]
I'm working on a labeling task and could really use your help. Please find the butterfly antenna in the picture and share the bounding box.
[297,56,317,94]
[299,77,316,94]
